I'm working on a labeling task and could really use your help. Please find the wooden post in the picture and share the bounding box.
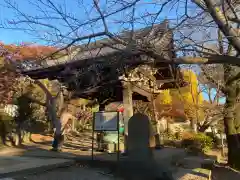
[97,104,105,151]
[72,118,76,131]
[151,95,162,149]
[220,133,224,157]
[122,81,133,153]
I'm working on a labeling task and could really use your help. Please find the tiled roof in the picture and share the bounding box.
[21,20,171,74]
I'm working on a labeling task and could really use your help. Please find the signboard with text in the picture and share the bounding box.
[94,111,120,131]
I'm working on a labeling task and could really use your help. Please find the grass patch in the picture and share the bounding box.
[192,168,211,179]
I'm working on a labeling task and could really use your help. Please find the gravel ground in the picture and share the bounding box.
[14,166,122,180]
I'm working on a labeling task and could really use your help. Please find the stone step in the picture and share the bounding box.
[176,156,216,170]
[173,168,211,180]
[154,148,188,169]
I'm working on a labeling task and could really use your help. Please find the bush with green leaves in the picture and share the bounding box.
[0,112,14,121]
[193,133,213,152]
[181,132,213,153]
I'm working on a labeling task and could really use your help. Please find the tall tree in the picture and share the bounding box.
[0,43,65,136]
[0,59,18,104]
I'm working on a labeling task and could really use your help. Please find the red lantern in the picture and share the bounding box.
[118,107,124,112]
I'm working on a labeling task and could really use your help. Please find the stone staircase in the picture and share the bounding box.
[172,155,215,180]
[152,148,214,180]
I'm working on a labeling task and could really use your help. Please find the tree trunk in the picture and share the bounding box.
[191,119,197,133]
[15,122,23,146]
[34,80,61,133]
[122,81,133,154]
[0,121,7,145]
[72,119,76,131]
[224,86,240,169]
[198,118,222,133]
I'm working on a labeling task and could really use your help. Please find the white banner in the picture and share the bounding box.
[94,111,119,131]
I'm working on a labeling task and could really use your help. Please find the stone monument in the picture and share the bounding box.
[120,113,173,180]
[128,113,153,161]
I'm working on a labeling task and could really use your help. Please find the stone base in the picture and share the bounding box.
[117,159,174,180]
[177,156,215,170]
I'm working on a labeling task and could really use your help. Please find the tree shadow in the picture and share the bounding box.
[0,142,121,179]
[211,163,240,180]
[172,149,240,180]
[29,133,94,151]
[2,134,237,180]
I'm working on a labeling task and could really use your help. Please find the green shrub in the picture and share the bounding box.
[162,130,181,141]
[0,112,14,133]
[161,130,183,147]
[0,112,14,121]
[175,131,182,140]
[181,132,213,153]
[194,133,213,152]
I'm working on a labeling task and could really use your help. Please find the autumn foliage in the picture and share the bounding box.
[0,63,17,104]
[0,42,56,60]
[0,42,56,104]
[156,69,204,121]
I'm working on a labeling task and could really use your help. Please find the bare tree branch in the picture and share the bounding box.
[200,0,240,52]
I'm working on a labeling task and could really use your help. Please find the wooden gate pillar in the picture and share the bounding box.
[96,103,105,151]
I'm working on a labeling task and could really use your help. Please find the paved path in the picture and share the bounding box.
[0,156,74,179]
[0,133,215,180]
[14,166,120,180]
[0,145,187,179]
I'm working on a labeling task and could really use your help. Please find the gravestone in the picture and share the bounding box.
[120,113,173,180]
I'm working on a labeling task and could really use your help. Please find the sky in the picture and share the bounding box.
[0,0,222,102]
[0,0,191,44]
[0,0,40,44]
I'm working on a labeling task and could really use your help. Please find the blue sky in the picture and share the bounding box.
[0,0,39,44]
[0,0,191,44]
[199,84,226,104]
[0,0,222,102]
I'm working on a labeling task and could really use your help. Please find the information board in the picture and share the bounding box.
[94,111,119,131]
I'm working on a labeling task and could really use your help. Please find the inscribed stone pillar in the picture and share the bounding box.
[122,113,173,180]
[122,81,133,152]
[128,113,152,160]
